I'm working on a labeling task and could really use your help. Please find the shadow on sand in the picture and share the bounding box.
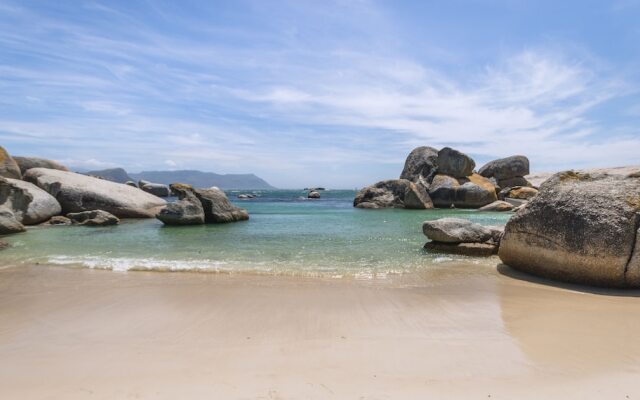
[496,263,640,297]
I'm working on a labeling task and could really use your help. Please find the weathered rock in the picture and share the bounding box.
[478,200,514,212]
[354,179,433,209]
[125,181,138,188]
[0,207,25,234]
[0,177,62,225]
[422,218,493,244]
[0,146,21,180]
[436,147,475,178]
[194,188,249,223]
[504,198,528,207]
[499,171,640,288]
[497,176,531,189]
[138,180,151,188]
[427,174,459,208]
[507,186,539,200]
[308,191,321,199]
[47,216,72,225]
[479,155,530,180]
[169,183,193,195]
[400,146,439,185]
[428,174,496,208]
[156,189,205,226]
[455,174,498,208]
[141,183,171,197]
[13,156,69,175]
[424,241,498,256]
[67,210,119,226]
[24,168,166,218]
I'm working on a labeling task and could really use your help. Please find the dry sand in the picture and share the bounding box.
[527,164,640,187]
[1,263,639,399]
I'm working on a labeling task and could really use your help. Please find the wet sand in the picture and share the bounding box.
[1,263,639,399]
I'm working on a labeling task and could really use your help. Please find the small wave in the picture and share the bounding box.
[46,255,230,273]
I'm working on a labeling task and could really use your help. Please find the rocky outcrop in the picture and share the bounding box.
[308,191,321,199]
[400,146,438,185]
[428,174,496,208]
[67,210,119,226]
[13,156,69,175]
[24,168,166,218]
[194,188,249,223]
[0,146,21,180]
[436,147,475,178]
[479,155,531,188]
[156,185,205,226]
[0,207,25,234]
[499,171,640,288]
[354,179,433,209]
[141,183,171,197]
[478,200,514,212]
[422,218,503,256]
[0,177,61,225]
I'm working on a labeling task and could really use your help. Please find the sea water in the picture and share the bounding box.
[0,190,511,276]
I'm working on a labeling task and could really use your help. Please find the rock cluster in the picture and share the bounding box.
[13,156,69,175]
[354,179,433,209]
[422,218,503,256]
[67,210,119,226]
[156,184,249,226]
[499,170,640,288]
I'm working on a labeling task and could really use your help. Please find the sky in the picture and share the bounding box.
[0,0,639,188]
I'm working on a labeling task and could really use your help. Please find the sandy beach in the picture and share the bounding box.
[1,263,639,399]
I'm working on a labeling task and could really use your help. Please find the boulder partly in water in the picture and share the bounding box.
[0,177,61,225]
[157,186,205,226]
[67,210,119,226]
[354,179,433,209]
[194,188,249,223]
[499,170,640,288]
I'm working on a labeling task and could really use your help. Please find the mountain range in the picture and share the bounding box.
[86,168,275,190]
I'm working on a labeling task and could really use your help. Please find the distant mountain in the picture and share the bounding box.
[130,170,275,190]
[86,168,133,183]
[85,168,275,189]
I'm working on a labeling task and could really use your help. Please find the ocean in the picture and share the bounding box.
[0,190,511,276]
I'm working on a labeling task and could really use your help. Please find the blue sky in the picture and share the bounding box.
[0,0,639,188]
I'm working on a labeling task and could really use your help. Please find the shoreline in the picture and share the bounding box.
[1,263,639,399]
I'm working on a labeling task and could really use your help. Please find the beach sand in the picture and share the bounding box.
[1,263,639,399]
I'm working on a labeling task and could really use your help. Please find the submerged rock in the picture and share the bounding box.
[436,147,475,178]
[0,207,25,234]
[0,146,21,180]
[422,218,494,244]
[24,168,166,218]
[46,216,72,225]
[354,179,433,209]
[67,210,119,226]
[499,171,640,288]
[194,188,249,223]
[13,156,69,175]
[0,177,61,225]
[0,240,10,250]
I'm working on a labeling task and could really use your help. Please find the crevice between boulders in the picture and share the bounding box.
[623,212,640,286]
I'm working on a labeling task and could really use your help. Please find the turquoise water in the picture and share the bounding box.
[0,190,511,276]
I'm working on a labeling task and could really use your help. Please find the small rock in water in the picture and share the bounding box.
[67,210,119,226]
[308,191,321,199]
[47,216,72,226]
[0,240,10,250]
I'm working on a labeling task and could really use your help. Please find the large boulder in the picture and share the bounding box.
[141,183,171,197]
[0,146,21,180]
[157,186,205,226]
[24,168,166,218]
[497,176,531,189]
[400,146,439,185]
[506,186,539,200]
[194,188,249,223]
[479,155,530,180]
[67,210,119,226]
[354,179,433,209]
[428,174,496,208]
[436,147,475,178]
[0,207,25,234]
[0,177,61,225]
[13,156,69,175]
[499,171,640,288]
[422,218,494,243]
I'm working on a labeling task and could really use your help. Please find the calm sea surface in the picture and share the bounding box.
[0,190,511,276]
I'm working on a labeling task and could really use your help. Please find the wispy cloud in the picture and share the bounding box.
[0,0,638,187]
